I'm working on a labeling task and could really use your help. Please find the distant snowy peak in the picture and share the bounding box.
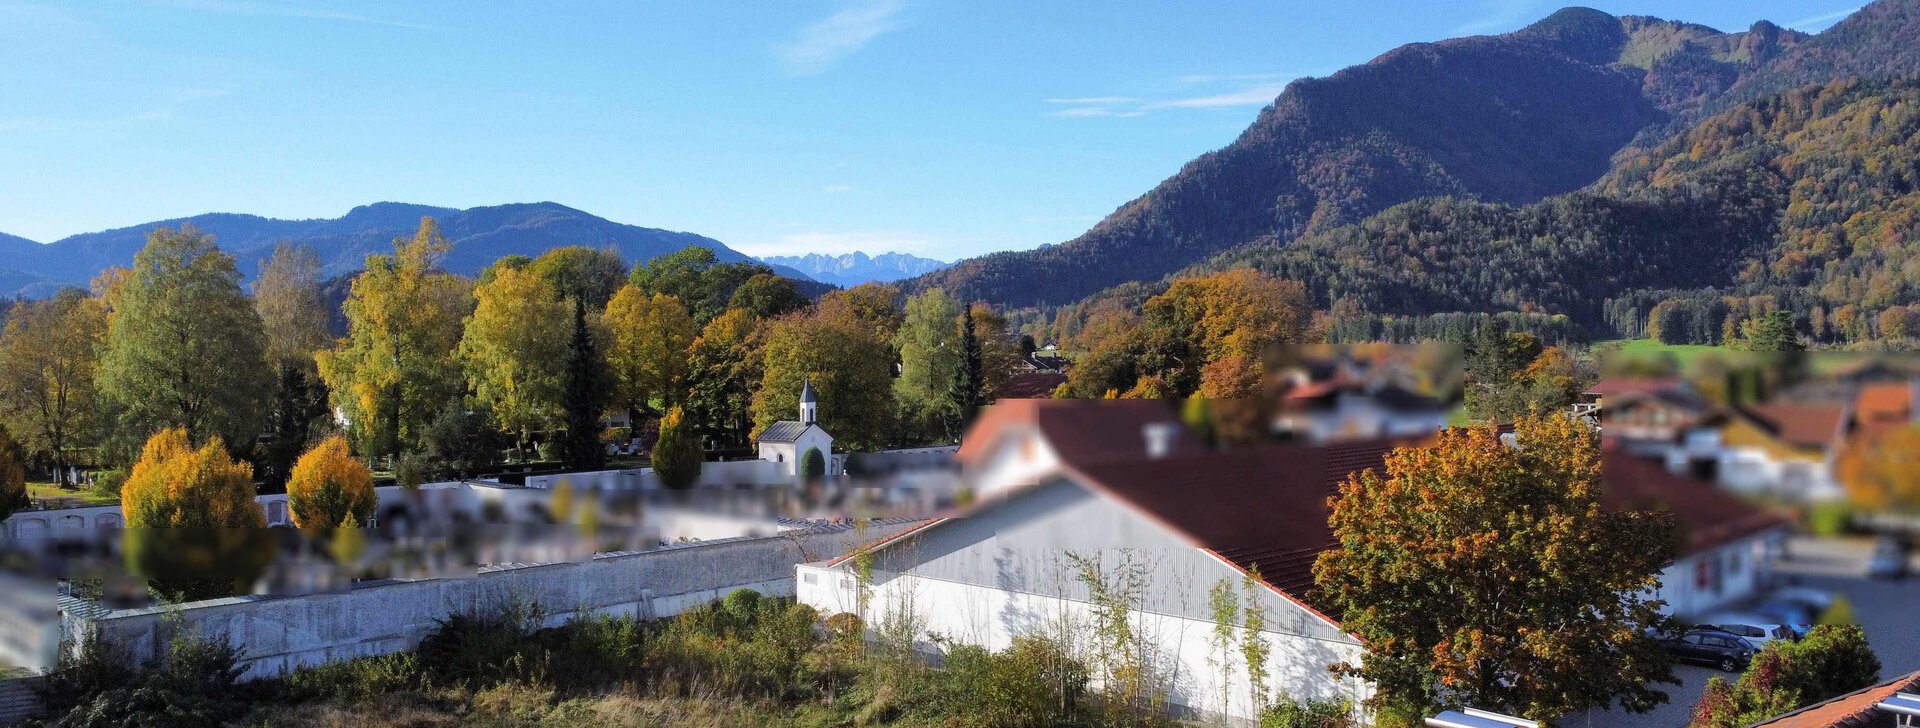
[761,251,950,286]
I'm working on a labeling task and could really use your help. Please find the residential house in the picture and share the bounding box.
[1716,401,1849,501]
[796,399,1788,723]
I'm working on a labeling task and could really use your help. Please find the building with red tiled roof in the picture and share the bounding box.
[1752,670,1920,727]
[796,399,1790,723]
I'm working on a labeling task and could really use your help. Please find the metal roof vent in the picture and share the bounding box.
[1143,422,1179,459]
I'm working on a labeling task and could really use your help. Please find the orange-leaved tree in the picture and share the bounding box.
[1313,414,1678,725]
[287,434,376,529]
[122,427,264,530]
[120,428,271,602]
[1837,425,1920,512]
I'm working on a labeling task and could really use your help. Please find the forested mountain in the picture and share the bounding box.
[913,6,1813,307]
[1188,76,1920,345]
[762,251,949,286]
[0,202,807,297]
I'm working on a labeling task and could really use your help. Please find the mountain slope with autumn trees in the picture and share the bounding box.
[1186,75,1920,346]
[912,6,1816,307]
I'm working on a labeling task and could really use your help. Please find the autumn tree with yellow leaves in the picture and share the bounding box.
[1313,415,1678,724]
[286,435,377,529]
[122,428,264,530]
[1837,425,1920,512]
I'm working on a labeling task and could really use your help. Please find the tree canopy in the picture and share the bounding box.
[286,434,376,529]
[99,226,273,453]
[1313,415,1677,722]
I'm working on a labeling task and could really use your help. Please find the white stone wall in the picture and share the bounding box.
[77,526,889,680]
[796,563,1370,724]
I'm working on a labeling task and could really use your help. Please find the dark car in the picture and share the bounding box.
[1868,536,1911,580]
[1664,628,1755,672]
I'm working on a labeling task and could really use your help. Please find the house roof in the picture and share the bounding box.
[1283,381,1444,413]
[1752,670,1920,727]
[999,372,1067,399]
[955,398,1202,467]
[1856,382,1912,424]
[878,401,1788,624]
[1587,377,1684,398]
[1733,401,1848,449]
[758,421,820,444]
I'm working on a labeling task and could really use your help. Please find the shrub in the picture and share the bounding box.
[930,634,1090,727]
[652,407,702,490]
[91,468,129,501]
[1819,594,1856,625]
[279,652,421,704]
[1262,696,1354,728]
[1805,502,1855,537]
[53,631,250,728]
[43,624,134,716]
[285,434,376,529]
[1689,624,1881,728]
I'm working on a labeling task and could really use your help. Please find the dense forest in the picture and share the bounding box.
[1170,76,1920,346]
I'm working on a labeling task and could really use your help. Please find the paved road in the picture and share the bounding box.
[1571,536,1919,728]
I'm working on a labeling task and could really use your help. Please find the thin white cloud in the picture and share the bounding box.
[773,0,905,76]
[1045,80,1288,119]
[144,0,444,30]
[1046,107,1114,118]
[1146,83,1288,110]
[1785,6,1860,31]
[824,184,852,193]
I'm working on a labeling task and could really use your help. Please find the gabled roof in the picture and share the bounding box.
[955,398,1202,467]
[998,372,1067,399]
[1731,401,1848,450]
[758,420,821,444]
[862,401,1789,625]
[1753,670,1920,727]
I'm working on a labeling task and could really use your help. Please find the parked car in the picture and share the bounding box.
[1768,586,1834,615]
[1663,628,1756,672]
[1746,602,1815,634]
[1704,616,1799,648]
[1868,537,1911,580]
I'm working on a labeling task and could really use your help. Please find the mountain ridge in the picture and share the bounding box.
[760,251,949,286]
[909,4,1828,308]
[0,202,810,297]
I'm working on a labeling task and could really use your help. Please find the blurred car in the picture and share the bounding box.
[1663,628,1755,672]
[1704,616,1799,648]
[1768,586,1834,615]
[1747,602,1815,634]
[1868,536,1911,580]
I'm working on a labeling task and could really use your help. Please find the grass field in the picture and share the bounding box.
[25,480,117,507]
[1589,338,1729,366]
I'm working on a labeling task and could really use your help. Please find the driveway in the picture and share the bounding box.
[1571,536,1918,728]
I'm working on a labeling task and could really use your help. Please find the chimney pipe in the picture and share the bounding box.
[1144,422,1177,459]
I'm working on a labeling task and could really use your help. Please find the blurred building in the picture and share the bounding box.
[797,399,1787,724]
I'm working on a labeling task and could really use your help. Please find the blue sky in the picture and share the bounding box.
[0,0,1862,260]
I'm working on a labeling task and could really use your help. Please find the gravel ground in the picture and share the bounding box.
[1570,535,1919,728]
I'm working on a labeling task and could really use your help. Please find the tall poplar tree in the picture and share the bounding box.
[460,263,569,455]
[253,243,333,490]
[318,219,472,461]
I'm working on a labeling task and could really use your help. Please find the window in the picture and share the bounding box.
[802,573,818,585]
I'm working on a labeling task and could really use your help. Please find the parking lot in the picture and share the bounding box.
[1573,536,1918,728]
